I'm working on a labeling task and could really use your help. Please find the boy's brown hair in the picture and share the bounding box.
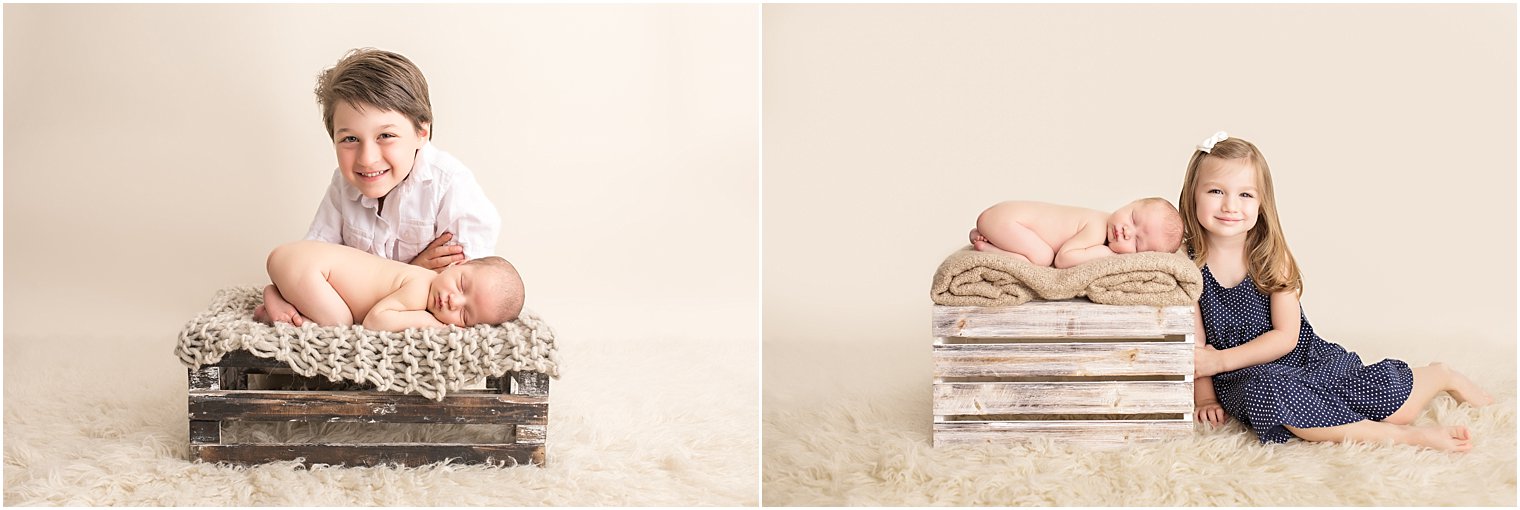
[314,48,433,140]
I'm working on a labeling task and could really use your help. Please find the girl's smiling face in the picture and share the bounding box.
[331,101,429,199]
[1193,156,1262,241]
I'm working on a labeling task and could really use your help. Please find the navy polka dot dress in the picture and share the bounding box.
[1198,264,1413,443]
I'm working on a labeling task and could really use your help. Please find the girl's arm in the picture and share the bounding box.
[1191,301,1226,424]
[1196,290,1301,376]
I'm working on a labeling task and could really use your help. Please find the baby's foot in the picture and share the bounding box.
[1411,425,1473,452]
[969,228,988,246]
[1444,365,1495,407]
[252,303,272,324]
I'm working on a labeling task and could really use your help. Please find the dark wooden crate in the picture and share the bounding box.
[188,350,549,467]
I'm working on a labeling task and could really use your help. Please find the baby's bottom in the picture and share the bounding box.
[970,206,1054,266]
[266,245,355,327]
[1286,362,1493,452]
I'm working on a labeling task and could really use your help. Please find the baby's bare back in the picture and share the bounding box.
[984,201,1108,249]
[269,241,434,323]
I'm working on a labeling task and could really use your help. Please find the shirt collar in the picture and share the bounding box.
[341,141,437,205]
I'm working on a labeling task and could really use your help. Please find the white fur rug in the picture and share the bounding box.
[4,328,758,505]
[763,358,1516,506]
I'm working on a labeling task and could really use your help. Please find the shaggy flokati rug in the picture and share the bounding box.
[763,370,1517,506]
[5,325,758,505]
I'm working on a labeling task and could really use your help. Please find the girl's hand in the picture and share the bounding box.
[1196,400,1227,426]
[1195,344,1226,377]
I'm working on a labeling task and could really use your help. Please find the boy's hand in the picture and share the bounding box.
[410,232,466,272]
[1195,400,1227,426]
[1195,344,1226,377]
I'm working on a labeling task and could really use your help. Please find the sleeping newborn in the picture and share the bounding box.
[969,198,1184,268]
[252,240,524,331]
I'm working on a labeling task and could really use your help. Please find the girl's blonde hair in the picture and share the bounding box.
[1177,137,1303,297]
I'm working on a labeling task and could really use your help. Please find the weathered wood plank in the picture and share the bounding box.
[510,372,550,396]
[934,342,1192,378]
[189,367,221,391]
[189,420,221,444]
[515,425,546,445]
[191,443,544,467]
[933,381,1193,415]
[933,303,1194,339]
[933,420,1192,448]
[189,391,547,424]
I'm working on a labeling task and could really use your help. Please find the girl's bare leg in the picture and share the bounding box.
[1285,421,1472,452]
[1384,362,1494,425]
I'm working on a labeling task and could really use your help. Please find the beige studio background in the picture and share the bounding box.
[5,4,758,504]
[764,4,1515,421]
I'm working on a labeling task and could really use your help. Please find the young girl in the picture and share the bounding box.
[1182,131,1492,452]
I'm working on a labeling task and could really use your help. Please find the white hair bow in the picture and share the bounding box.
[1198,131,1228,153]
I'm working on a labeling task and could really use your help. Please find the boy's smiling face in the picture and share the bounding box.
[331,101,429,199]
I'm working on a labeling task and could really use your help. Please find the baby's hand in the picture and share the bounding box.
[1195,400,1227,426]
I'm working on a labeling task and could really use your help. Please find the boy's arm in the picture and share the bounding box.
[1195,290,1301,376]
[436,171,502,260]
[1053,222,1115,268]
[362,283,445,332]
[303,170,345,244]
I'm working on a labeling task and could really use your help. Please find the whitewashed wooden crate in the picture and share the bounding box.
[932,301,1195,448]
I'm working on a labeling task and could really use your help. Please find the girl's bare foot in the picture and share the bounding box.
[1437,363,1495,407]
[1410,425,1473,452]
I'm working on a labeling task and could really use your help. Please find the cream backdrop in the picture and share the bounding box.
[763,4,1516,405]
[5,3,758,348]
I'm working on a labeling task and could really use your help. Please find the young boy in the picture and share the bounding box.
[305,48,502,271]
[969,198,1185,269]
[253,241,525,332]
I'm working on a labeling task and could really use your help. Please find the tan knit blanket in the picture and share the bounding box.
[930,246,1203,307]
[175,286,559,400]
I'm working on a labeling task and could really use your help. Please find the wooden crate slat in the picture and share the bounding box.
[934,342,1192,378]
[933,420,1192,447]
[933,303,1194,339]
[189,367,221,391]
[189,420,221,444]
[510,372,551,396]
[515,425,546,445]
[189,390,547,424]
[192,443,544,467]
[933,381,1193,415]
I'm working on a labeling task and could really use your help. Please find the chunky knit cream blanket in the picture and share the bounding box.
[930,246,1203,307]
[175,286,559,400]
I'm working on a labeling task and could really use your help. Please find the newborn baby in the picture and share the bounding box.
[969,198,1184,268]
[252,240,525,331]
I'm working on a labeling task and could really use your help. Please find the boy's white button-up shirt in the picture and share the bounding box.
[304,142,501,263]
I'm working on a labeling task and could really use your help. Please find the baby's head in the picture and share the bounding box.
[1106,197,1184,254]
[427,256,526,327]
[314,48,434,199]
